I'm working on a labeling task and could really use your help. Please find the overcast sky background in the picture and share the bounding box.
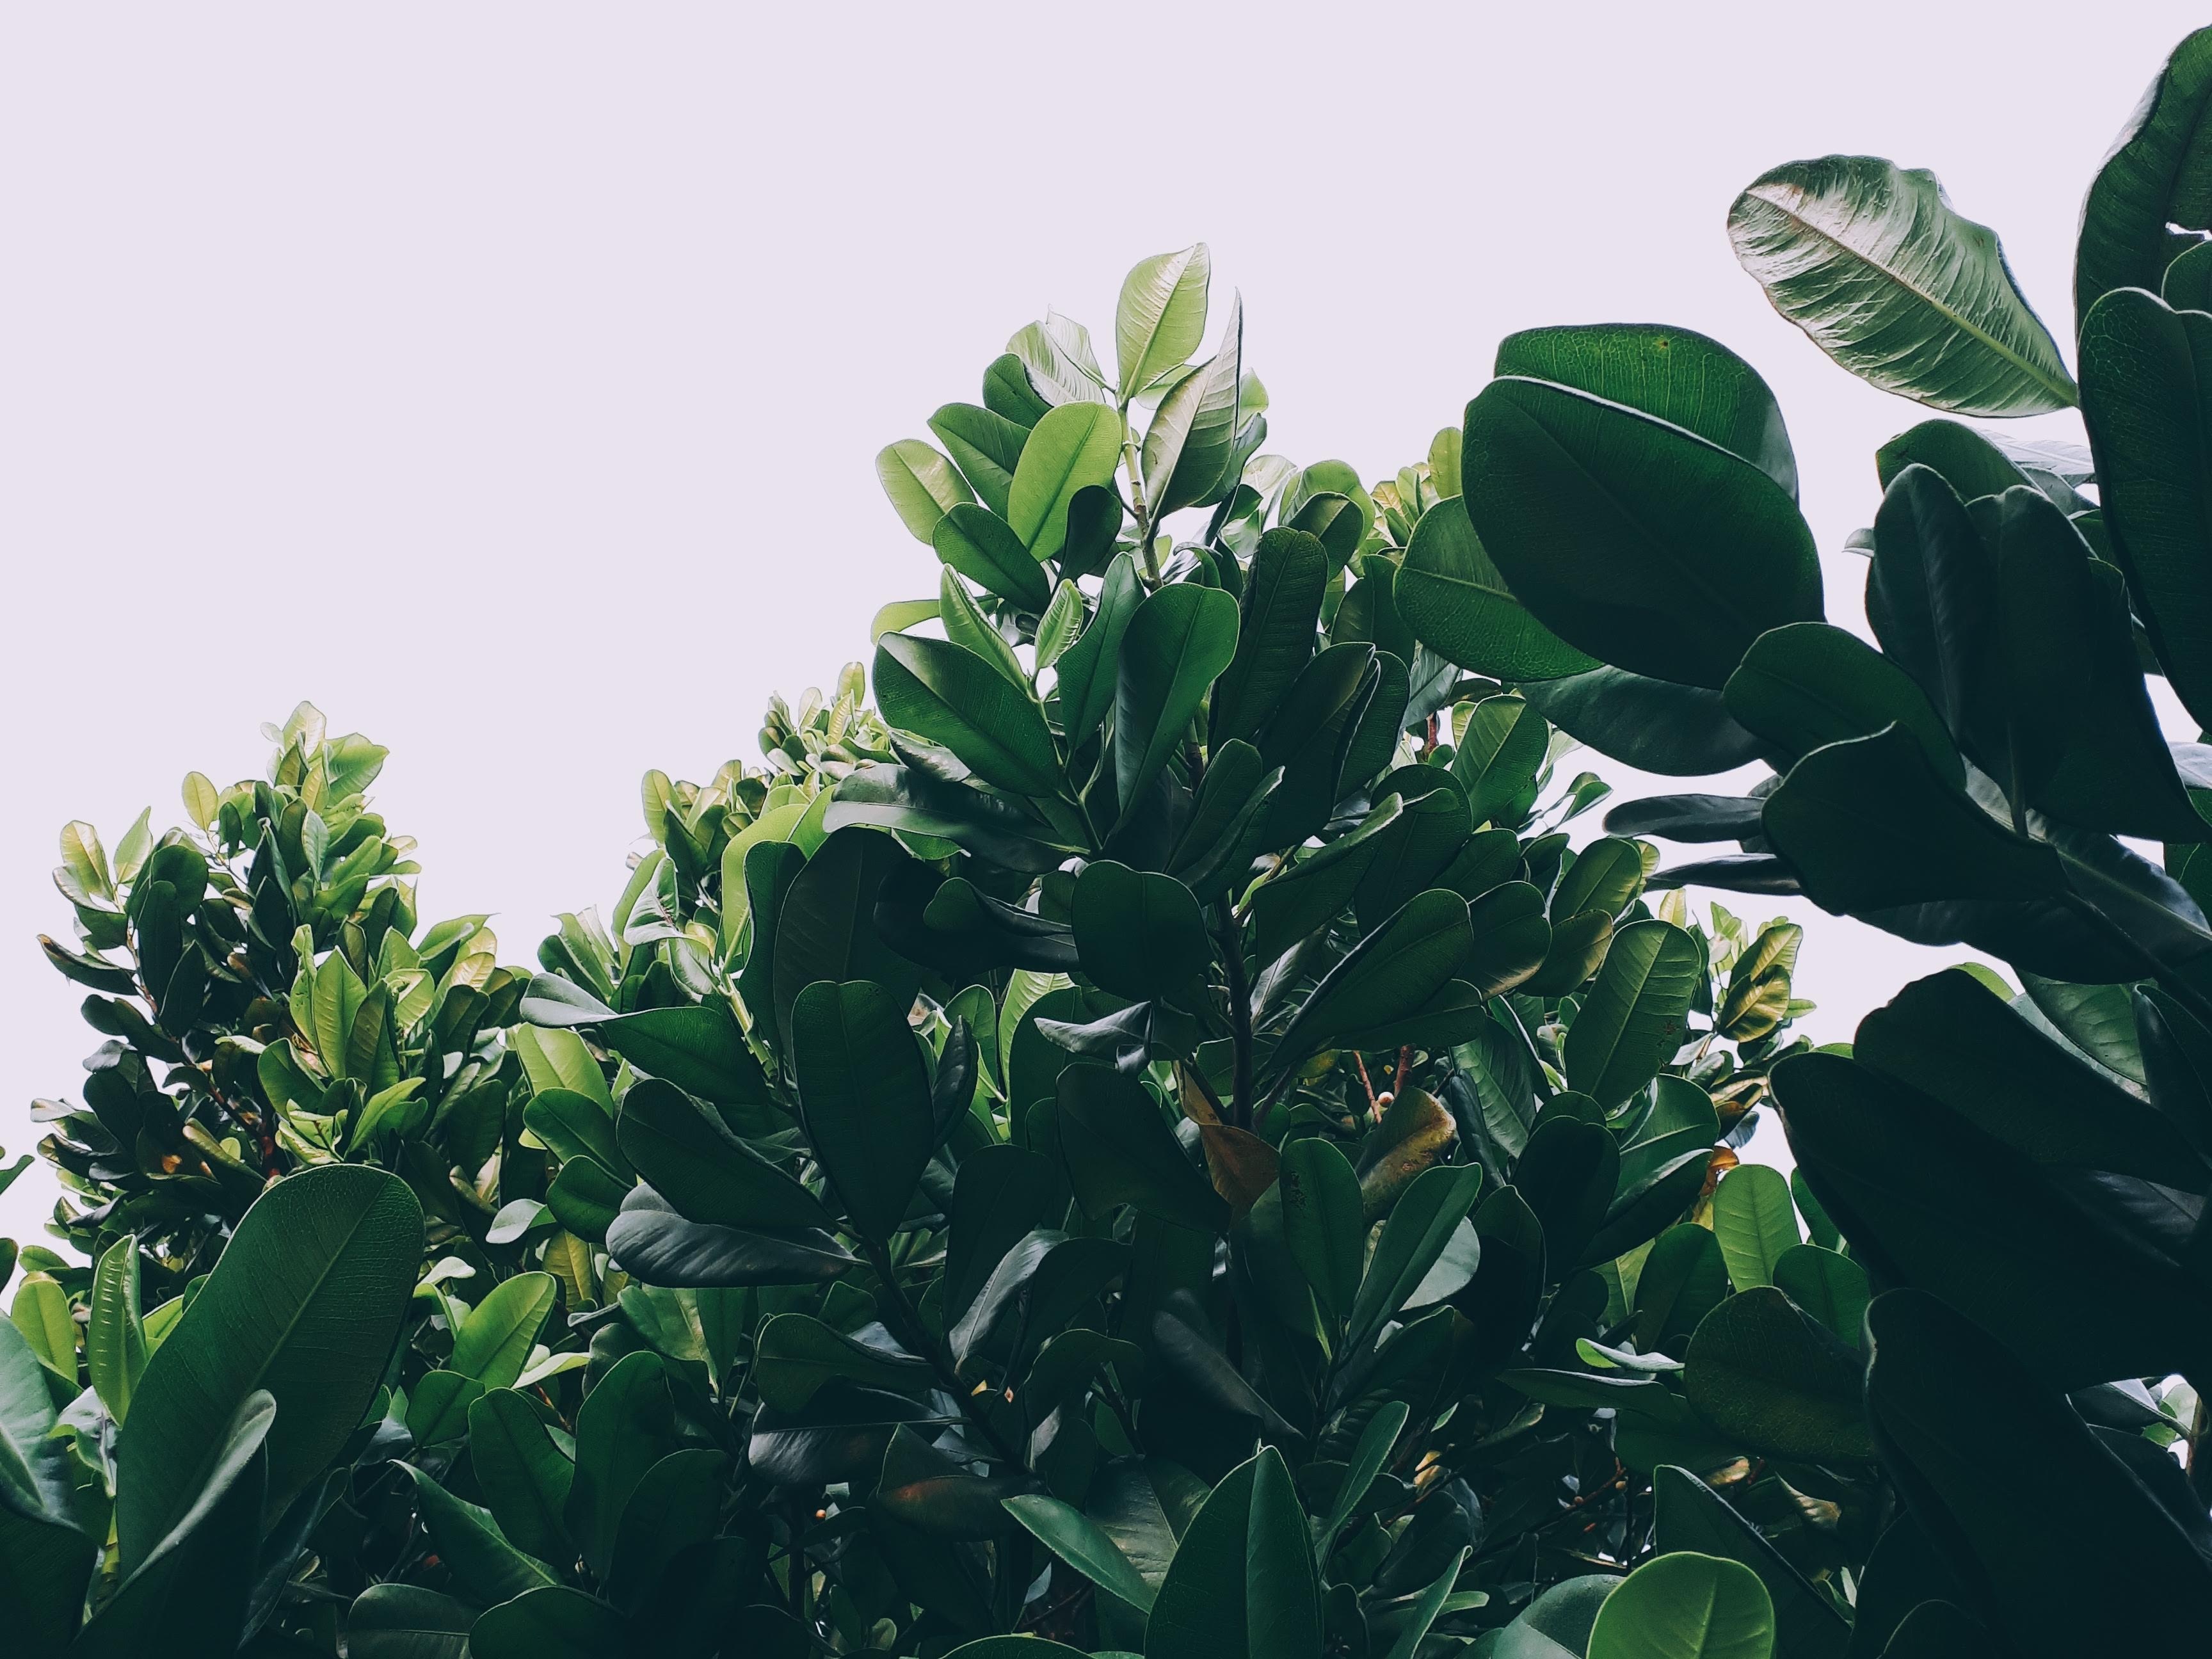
[3,2,2202,1253]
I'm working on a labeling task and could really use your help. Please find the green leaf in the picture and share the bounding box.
[407,1370,485,1445]
[875,632,1062,796]
[87,1232,147,1425]
[936,505,1052,611]
[1585,1550,1774,1659]
[346,1584,476,1659]
[1072,862,1209,1003]
[1553,837,1646,924]
[1003,1494,1158,1612]
[566,1350,675,1578]
[1722,621,1960,782]
[1057,552,1144,748]
[1520,668,1762,778]
[1495,323,1797,498]
[1345,1164,1484,1352]
[1564,920,1699,1107]
[467,1388,576,1569]
[1864,1288,2212,1655]
[2079,287,2212,729]
[606,1447,727,1608]
[1487,1575,1619,1659]
[605,1186,856,1287]
[1211,528,1326,746]
[2074,27,2212,327]
[1317,1397,1409,1552]
[930,401,1030,518]
[792,979,936,1239]
[453,1272,556,1390]
[1146,296,1245,516]
[1036,581,1085,671]
[1055,1066,1226,1234]
[1116,244,1211,399]
[73,1392,271,1659]
[469,1587,628,1659]
[399,1462,557,1604]
[1760,725,2066,914]
[878,438,975,542]
[116,1165,421,1573]
[753,1313,927,1411]
[1770,1244,1870,1346]
[602,1000,774,1119]
[616,1077,832,1231]
[1708,1165,1799,1291]
[546,1155,630,1243]
[938,563,1032,692]
[1270,890,1475,1078]
[1113,583,1240,822]
[1146,1445,1320,1659]
[1729,155,2074,415]
[1399,494,1598,681]
[1971,484,2204,840]
[1873,417,2037,502]
[514,1026,613,1114]
[1462,377,1822,688]
[1684,1286,1872,1464]
[1009,403,1123,560]
[769,826,924,1051]
[524,1087,627,1182]
[1278,1136,1365,1327]
[1650,1468,1848,1659]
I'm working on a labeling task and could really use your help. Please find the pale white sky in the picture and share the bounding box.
[3,2,2201,1249]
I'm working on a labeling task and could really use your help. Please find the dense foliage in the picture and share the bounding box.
[13,24,2212,1659]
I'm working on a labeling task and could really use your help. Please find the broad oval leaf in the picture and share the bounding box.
[1009,403,1124,560]
[1400,494,1599,682]
[1463,378,1822,688]
[2076,27,2212,327]
[874,632,1062,796]
[792,979,936,1240]
[1585,1550,1775,1659]
[116,1165,421,1573]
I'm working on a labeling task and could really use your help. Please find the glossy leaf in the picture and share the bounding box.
[1584,1550,1774,1659]
[1495,323,1797,497]
[1564,920,1699,1107]
[1399,495,1598,681]
[792,979,936,1240]
[1709,1165,1799,1291]
[468,1388,575,1569]
[875,632,1062,796]
[1730,155,2075,415]
[1463,377,1822,688]
[1010,403,1123,560]
[117,1165,421,1571]
[1146,1445,1320,1659]
[2075,27,2212,326]
[1114,583,1240,822]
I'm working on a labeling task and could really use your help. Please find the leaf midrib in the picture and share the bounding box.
[1746,181,2076,406]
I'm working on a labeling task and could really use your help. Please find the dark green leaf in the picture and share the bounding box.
[617,1078,830,1231]
[1495,323,1797,497]
[1114,583,1240,824]
[1146,1446,1320,1659]
[2074,27,2212,326]
[1564,920,1699,1107]
[1399,495,1598,681]
[116,1166,421,1571]
[875,632,1061,796]
[792,979,936,1240]
[1463,376,1822,689]
[468,1388,575,1569]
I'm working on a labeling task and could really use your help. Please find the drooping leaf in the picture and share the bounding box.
[1683,1287,1873,1464]
[1729,155,2075,415]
